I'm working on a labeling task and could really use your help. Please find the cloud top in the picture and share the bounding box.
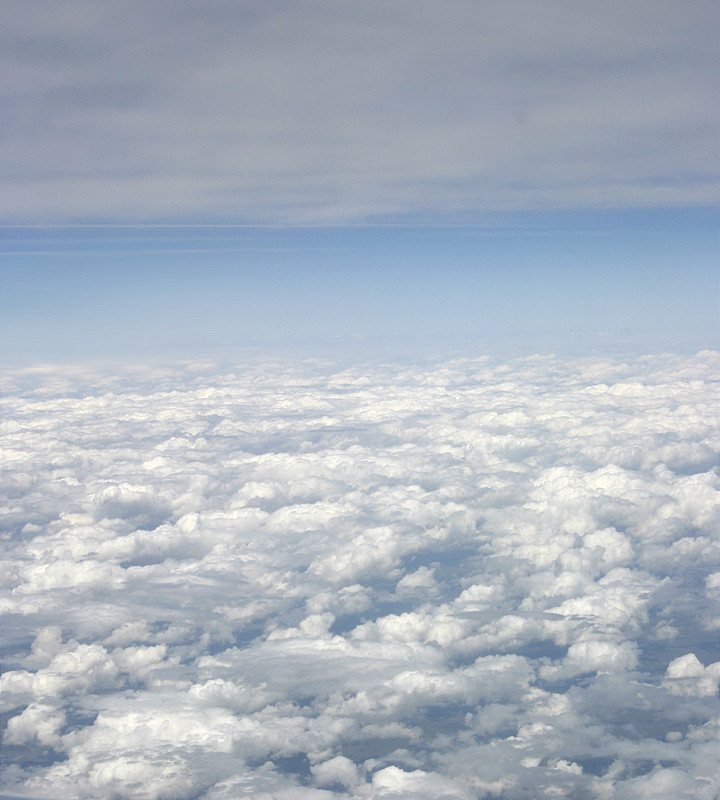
[1,350,718,798]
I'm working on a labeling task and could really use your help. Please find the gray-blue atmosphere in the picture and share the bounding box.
[1,3,718,800]
[1,210,718,365]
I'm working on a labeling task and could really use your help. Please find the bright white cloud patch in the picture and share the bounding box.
[1,351,718,799]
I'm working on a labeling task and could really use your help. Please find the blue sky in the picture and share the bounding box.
[2,210,717,363]
[1,1,718,364]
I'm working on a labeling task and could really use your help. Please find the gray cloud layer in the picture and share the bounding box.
[2,1,718,222]
[1,351,718,798]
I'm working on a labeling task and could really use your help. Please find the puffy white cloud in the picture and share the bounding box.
[662,653,720,697]
[371,765,473,799]
[4,702,66,749]
[111,645,170,682]
[540,639,639,679]
[310,755,361,789]
[395,566,439,597]
[1,351,718,799]
[16,642,121,701]
[16,559,127,595]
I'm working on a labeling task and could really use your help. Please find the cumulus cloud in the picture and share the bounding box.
[663,653,720,697]
[0,350,718,798]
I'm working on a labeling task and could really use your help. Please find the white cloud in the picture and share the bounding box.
[371,765,473,799]
[540,639,639,679]
[1,351,719,798]
[662,653,720,697]
[4,702,66,749]
[310,755,361,789]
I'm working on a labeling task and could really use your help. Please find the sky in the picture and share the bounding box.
[1,0,718,363]
[1,5,720,800]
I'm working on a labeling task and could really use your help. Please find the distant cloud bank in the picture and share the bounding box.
[1,351,718,799]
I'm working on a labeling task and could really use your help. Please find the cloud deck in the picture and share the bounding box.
[1,351,718,799]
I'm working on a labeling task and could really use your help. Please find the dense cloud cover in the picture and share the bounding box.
[1,351,718,799]
[2,0,718,222]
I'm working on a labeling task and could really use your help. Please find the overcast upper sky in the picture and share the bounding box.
[2,0,718,224]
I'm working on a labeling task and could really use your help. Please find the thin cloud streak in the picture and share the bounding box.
[0,248,346,257]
